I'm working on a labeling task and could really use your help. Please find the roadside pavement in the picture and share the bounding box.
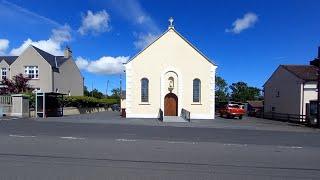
[31,111,320,133]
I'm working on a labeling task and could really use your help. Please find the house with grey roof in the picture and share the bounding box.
[0,45,83,96]
[263,65,317,118]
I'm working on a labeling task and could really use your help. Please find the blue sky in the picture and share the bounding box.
[0,0,319,94]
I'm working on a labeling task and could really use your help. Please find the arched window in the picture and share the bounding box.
[193,78,201,103]
[141,78,149,102]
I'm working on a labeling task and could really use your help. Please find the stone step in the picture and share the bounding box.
[163,116,187,122]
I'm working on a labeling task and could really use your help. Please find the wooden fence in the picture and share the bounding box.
[260,112,308,124]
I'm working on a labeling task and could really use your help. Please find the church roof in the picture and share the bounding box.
[125,27,216,66]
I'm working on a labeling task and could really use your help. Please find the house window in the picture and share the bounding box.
[276,91,280,97]
[272,107,276,112]
[193,78,201,103]
[141,78,149,102]
[1,68,7,80]
[24,66,39,79]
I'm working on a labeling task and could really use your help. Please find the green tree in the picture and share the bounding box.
[229,82,261,102]
[83,86,90,97]
[110,88,121,99]
[90,89,104,99]
[215,76,229,102]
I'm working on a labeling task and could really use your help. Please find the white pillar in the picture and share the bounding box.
[11,94,29,118]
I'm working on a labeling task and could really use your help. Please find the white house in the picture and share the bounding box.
[264,65,317,117]
[124,18,217,120]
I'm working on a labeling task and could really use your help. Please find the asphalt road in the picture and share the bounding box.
[0,117,320,179]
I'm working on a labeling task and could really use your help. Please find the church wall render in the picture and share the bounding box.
[125,27,217,119]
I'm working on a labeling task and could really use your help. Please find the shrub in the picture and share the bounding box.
[24,93,35,108]
[63,96,118,108]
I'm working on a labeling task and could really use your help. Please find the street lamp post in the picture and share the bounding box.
[310,47,320,127]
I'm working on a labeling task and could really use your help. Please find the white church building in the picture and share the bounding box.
[124,18,217,119]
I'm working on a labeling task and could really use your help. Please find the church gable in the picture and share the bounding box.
[126,26,216,67]
[125,18,217,120]
[169,29,215,66]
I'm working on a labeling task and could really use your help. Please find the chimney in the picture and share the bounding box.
[64,46,72,58]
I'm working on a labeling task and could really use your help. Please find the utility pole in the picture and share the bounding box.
[120,74,122,99]
[106,80,109,97]
[91,81,94,97]
[310,46,320,127]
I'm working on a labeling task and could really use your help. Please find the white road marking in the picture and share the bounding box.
[223,143,248,147]
[9,134,36,138]
[277,146,303,149]
[116,138,137,142]
[167,141,198,145]
[60,137,85,140]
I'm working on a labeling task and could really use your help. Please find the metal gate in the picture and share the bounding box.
[0,96,12,116]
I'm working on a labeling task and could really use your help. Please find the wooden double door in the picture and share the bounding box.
[164,93,178,116]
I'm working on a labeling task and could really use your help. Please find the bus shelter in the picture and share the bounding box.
[35,92,65,118]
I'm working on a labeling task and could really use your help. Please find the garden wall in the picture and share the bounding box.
[30,106,112,117]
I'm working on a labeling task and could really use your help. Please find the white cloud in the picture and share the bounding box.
[226,12,258,34]
[133,32,158,49]
[75,57,89,69]
[78,10,110,35]
[109,0,159,33]
[0,39,9,54]
[76,56,129,75]
[137,15,150,24]
[108,0,160,48]
[10,25,71,56]
[51,25,72,42]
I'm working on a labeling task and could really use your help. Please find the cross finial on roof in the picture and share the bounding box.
[168,17,174,29]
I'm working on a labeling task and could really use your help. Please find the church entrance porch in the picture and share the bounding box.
[164,93,178,116]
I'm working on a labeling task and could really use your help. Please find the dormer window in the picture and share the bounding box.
[24,66,39,79]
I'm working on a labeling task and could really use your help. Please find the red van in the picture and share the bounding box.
[219,104,246,119]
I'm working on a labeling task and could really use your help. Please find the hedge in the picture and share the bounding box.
[22,95,118,108]
[63,96,119,108]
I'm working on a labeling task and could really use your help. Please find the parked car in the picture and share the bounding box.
[247,101,263,117]
[219,104,246,119]
[248,108,262,117]
[111,104,120,111]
